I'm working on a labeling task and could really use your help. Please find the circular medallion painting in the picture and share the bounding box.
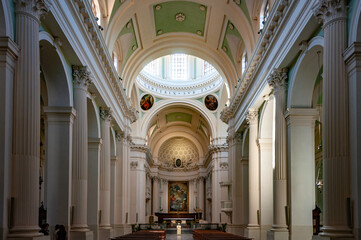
[140,94,154,111]
[204,95,218,111]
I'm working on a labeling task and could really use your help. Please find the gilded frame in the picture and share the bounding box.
[168,181,189,213]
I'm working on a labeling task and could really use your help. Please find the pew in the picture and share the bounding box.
[193,229,252,240]
[111,229,166,240]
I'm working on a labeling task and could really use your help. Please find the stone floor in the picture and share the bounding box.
[167,234,194,240]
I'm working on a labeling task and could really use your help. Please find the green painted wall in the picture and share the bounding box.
[166,112,192,123]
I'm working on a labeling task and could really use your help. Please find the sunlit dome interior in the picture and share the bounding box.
[136,54,225,97]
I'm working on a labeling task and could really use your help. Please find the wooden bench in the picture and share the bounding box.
[111,230,166,240]
[193,229,252,240]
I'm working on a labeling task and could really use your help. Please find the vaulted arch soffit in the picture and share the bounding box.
[104,0,259,98]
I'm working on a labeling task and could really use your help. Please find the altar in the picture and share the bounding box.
[155,212,202,223]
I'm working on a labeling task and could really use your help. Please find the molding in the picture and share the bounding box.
[344,42,361,74]
[221,0,291,124]
[285,108,319,126]
[0,37,19,67]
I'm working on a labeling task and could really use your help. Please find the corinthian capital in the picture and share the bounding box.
[314,0,348,26]
[267,68,288,92]
[246,108,258,125]
[15,0,49,22]
[100,107,112,122]
[72,66,92,90]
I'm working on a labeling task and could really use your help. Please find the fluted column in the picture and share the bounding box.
[267,68,289,238]
[9,0,48,238]
[314,0,353,237]
[99,107,112,231]
[71,66,92,237]
[246,109,260,239]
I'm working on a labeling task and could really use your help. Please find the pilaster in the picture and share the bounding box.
[285,108,318,240]
[0,37,18,240]
[344,42,361,239]
[314,0,353,238]
[9,0,48,238]
[43,107,76,235]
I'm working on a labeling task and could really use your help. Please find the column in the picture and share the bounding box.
[0,37,18,239]
[71,66,93,239]
[153,178,160,214]
[9,0,48,238]
[267,68,289,240]
[99,107,113,239]
[44,107,75,232]
[110,155,118,226]
[344,42,361,239]
[129,144,147,224]
[246,109,260,240]
[87,137,102,239]
[314,0,353,238]
[285,108,318,239]
[198,177,205,219]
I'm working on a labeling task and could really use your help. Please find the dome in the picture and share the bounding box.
[136,54,223,98]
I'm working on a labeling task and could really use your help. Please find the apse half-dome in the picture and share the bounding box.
[158,137,199,171]
[136,54,223,98]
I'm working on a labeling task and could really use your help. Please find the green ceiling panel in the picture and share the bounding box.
[110,0,126,22]
[138,89,144,96]
[222,20,243,66]
[233,0,252,26]
[117,19,138,68]
[166,112,192,123]
[155,97,163,102]
[154,1,207,36]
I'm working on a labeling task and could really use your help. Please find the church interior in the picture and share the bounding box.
[1,0,361,239]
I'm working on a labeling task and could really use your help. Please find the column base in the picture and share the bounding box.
[226,224,246,236]
[98,228,113,240]
[289,225,313,240]
[267,229,289,240]
[246,226,260,240]
[112,224,132,237]
[312,235,354,240]
[70,230,93,240]
[261,225,272,240]
[318,226,354,239]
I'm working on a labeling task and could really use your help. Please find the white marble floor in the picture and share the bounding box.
[167,234,194,240]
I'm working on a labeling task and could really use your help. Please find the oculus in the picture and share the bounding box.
[204,95,218,111]
[140,94,154,111]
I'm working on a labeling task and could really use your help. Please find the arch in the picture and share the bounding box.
[87,97,101,139]
[0,0,14,38]
[122,37,237,99]
[110,127,116,156]
[287,36,324,108]
[349,0,361,45]
[40,32,73,107]
[151,127,206,159]
[259,99,273,139]
[140,99,217,139]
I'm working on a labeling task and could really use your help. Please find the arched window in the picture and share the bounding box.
[204,61,215,75]
[171,54,187,80]
[242,51,248,74]
[259,1,270,30]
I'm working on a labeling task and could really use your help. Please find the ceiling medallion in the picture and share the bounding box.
[155,5,161,10]
[126,22,131,29]
[222,46,228,52]
[200,5,206,11]
[229,23,234,30]
[197,30,202,35]
[132,45,137,51]
[175,13,186,22]
[157,29,163,35]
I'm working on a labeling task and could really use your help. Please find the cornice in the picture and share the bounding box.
[221,0,291,124]
[71,0,137,124]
